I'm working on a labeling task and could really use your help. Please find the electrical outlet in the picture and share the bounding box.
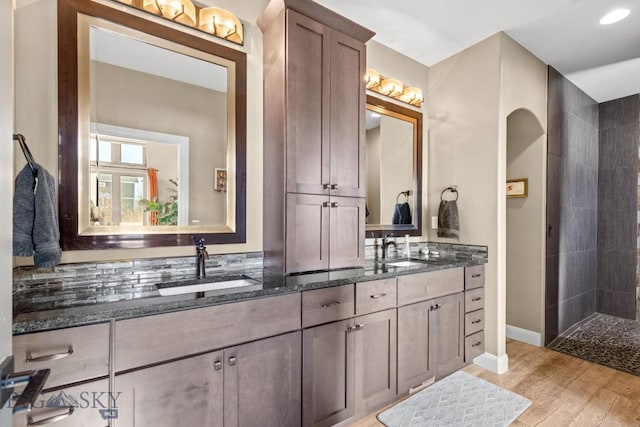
[431,216,438,229]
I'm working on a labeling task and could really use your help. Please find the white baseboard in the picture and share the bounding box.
[506,324,542,347]
[473,352,509,374]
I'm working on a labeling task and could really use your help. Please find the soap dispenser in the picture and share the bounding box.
[403,234,411,258]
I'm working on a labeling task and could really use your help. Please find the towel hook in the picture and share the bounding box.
[440,185,458,201]
[13,134,36,175]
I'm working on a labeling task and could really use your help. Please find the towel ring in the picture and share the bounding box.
[396,191,410,204]
[440,186,458,201]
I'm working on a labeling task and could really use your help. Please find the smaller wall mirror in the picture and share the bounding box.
[365,95,422,237]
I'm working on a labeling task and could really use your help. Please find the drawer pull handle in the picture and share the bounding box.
[330,202,338,208]
[471,297,482,302]
[370,293,387,299]
[356,324,364,330]
[26,347,74,363]
[228,356,237,366]
[472,320,482,324]
[214,361,222,371]
[347,324,365,333]
[330,184,338,190]
[321,301,341,308]
[472,341,482,347]
[322,201,329,208]
[430,304,441,311]
[322,183,330,189]
[472,274,482,278]
[27,407,74,426]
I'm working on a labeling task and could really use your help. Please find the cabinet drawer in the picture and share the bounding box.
[465,265,485,290]
[465,287,484,313]
[115,293,301,372]
[302,284,354,328]
[397,268,463,306]
[355,279,396,315]
[465,331,485,362]
[13,323,110,389]
[12,378,109,427]
[465,309,484,336]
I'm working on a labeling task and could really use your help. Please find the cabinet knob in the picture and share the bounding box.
[330,202,338,208]
[26,346,74,363]
[323,183,330,189]
[322,201,329,208]
[330,184,338,190]
[214,361,222,371]
[228,356,237,366]
[355,324,364,330]
[430,304,441,311]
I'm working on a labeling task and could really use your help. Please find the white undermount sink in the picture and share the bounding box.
[157,278,261,296]
[385,260,425,267]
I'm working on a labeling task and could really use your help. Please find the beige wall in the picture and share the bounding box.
[1,0,15,397]
[428,32,547,370]
[501,35,547,341]
[14,0,267,264]
[366,40,429,238]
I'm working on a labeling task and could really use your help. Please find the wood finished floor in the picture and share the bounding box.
[351,339,640,426]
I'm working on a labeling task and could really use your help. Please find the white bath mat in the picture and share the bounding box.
[377,371,531,426]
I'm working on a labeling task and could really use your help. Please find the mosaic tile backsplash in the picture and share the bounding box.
[13,242,487,315]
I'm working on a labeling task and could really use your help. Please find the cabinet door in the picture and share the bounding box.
[329,30,366,198]
[354,309,397,415]
[302,319,354,427]
[329,196,365,269]
[115,351,223,427]
[430,293,464,379]
[397,301,432,394]
[286,193,330,273]
[286,10,330,195]
[224,332,301,427]
[13,379,109,427]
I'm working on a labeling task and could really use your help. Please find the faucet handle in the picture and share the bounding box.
[193,237,206,249]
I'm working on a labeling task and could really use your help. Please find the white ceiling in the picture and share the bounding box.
[316,0,640,103]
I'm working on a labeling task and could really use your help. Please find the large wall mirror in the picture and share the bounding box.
[58,0,246,249]
[365,95,422,237]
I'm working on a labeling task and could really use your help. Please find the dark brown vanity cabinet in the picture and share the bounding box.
[302,282,396,427]
[261,1,373,274]
[116,332,301,427]
[397,270,465,394]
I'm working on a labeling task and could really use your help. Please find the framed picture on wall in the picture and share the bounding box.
[215,168,227,192]
[507,178,528,198]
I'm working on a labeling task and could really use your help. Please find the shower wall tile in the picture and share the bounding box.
[546,67,599,339]
[600,95,640,130]
[597,95,640,320]
[597,289,636,319]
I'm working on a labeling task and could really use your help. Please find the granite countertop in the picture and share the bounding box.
[13,252,486,335]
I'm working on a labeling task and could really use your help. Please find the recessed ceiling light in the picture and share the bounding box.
[599,8,630,25]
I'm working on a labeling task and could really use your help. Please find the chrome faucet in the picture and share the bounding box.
[381,234,397,259]
[194,238,209,279]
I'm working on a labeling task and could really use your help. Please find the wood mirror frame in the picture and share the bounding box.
[58,0,247,250]
[365,94,422,237]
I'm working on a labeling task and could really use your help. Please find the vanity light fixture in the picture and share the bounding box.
[198,7,244,45]
[366,68,424,107]
[379,78,403,97]
[143,0,196,26]
[365,68,381,89]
